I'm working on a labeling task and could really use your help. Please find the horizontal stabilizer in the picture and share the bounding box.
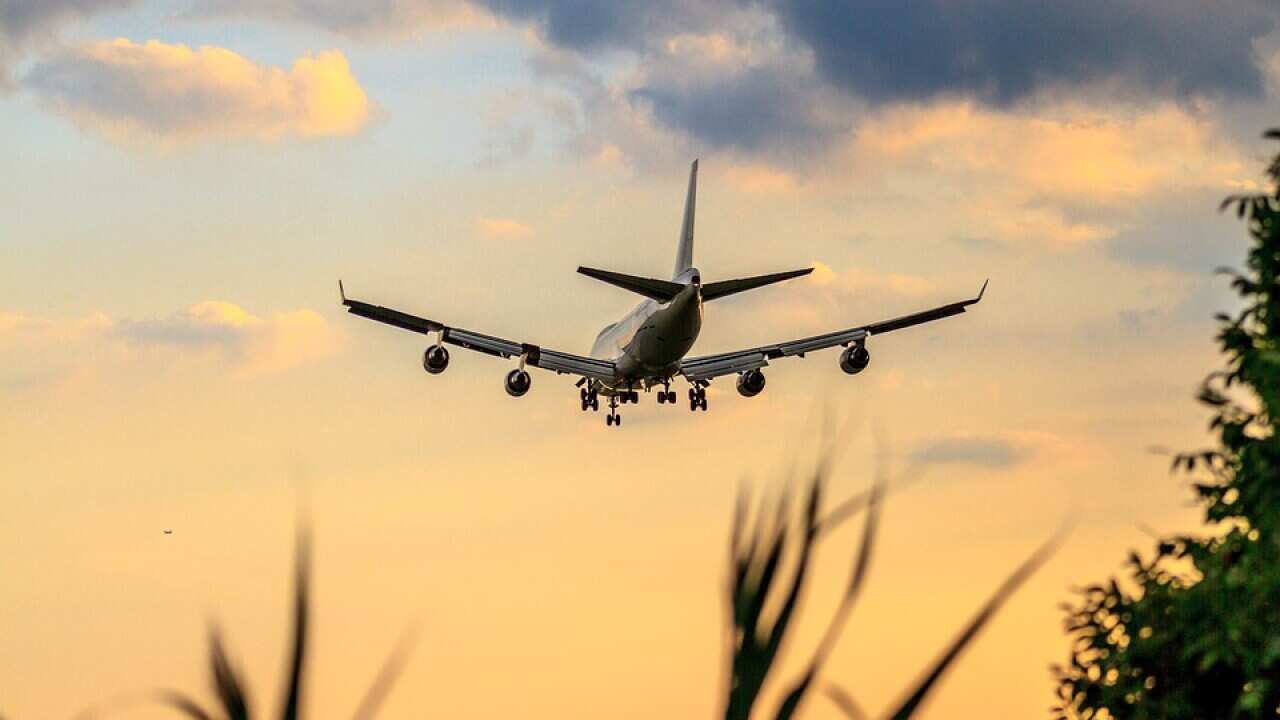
[578,266,685,302]
[701,268,813,302]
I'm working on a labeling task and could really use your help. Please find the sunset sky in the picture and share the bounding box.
[4,2,1280,718]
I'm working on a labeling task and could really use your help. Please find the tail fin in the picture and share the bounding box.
[701,268,813,302]
[673,159,697,279]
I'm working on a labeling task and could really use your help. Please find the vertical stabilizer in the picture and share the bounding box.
[673,159,697,279]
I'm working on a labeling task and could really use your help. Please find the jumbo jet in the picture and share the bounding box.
[341,160,986,427]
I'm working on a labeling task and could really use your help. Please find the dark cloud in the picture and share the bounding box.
[631,64,840,154]
[767,0,1278,106]
[910,435,1030,469]
[0,0,136,81]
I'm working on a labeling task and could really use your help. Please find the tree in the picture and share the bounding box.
[1056,130,1280,719]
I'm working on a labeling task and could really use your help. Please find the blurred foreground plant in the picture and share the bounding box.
[1055,130,1280,719]
[157,533,412,720]
[724,458,1061,720]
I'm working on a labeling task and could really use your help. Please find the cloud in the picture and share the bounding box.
[475,216,534,240]
[192,0,493,36]
[627,21,845,155]
[0,0,138,82]
[24,39,371,143]
[2,302,336,378]
[766,0,1278,106]
[113,301,336,374]
[833,101,1250,248]
[909,434,1032,469]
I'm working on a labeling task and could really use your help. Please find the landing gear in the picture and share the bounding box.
[656,382,677,405]
[605,393,621,428]
[580,387,599,412]
[688,385,707,412]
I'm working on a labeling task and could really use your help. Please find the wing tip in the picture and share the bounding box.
[976,278,988,302]
[338,279,346,303]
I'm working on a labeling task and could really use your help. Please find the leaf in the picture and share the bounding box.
[824,685,869,720]
[773,480,884,720]
[885,530,1064,720]
[157,691,218,720]
[351,629,418,720]
[279,532,311,720]
[209,628,250,720]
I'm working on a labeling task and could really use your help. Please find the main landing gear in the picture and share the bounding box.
[605,394,622,427]
[580,387,600,412]
[655,382,678,405]
[688,385,708,412]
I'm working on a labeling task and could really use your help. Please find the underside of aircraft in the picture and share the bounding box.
[342,160,986,427]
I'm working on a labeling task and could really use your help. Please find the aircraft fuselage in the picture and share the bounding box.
[590,268,703,389]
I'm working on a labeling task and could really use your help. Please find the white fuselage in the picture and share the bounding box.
[589,268,703,388]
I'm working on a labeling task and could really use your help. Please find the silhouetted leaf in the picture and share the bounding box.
[886,531,1063,720]
[209,628,250,720]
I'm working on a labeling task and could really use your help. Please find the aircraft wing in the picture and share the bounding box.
[680,281,987,382]
[340,283,616,382]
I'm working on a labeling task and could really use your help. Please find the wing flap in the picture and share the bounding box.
[775,328,867,357]
[682,351,769,382]
[532,349,616,381]
[444,328,523,358]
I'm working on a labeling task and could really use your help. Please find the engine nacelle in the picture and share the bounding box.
[505,368,532,397]
[423,345,450,374]
[737,369,766,397]
[839,345,870,375]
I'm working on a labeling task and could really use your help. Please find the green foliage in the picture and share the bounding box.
[1055,130,1280,719]
[724,461,1060,720]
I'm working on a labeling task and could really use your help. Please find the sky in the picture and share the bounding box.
[3,1,1280,718]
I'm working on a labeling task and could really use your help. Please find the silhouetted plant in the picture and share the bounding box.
[1055,130,1280,719]
[158,533,411,720]
[724,459,1060,719]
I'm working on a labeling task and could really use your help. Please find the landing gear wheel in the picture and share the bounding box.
[699,398,708,411]
[606,414,615,426]
[657,392,666,404]
[667,391,677,404]
[591,396,599,411]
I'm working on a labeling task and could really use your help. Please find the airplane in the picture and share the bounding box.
[340,160,986,428]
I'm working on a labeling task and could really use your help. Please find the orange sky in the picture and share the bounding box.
[3,2,1279,718]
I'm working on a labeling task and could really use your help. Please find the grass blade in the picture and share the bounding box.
[884,531,1065,720]
[351,629,418,720]
[209,627,250,720]
[280,533,310,720]
[824,685,869,720]
[157,690,218,720]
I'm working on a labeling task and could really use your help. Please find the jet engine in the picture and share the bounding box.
[839,345,870,375]
[423,345,450,374]
[505,368,532,397]
[736,369,766,397]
